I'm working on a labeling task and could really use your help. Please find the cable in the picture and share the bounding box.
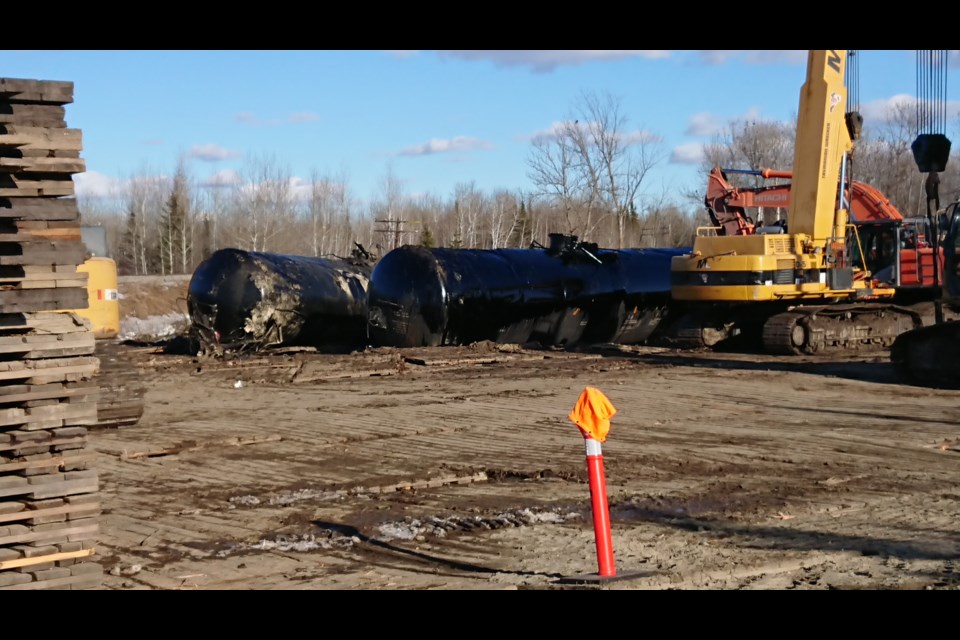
[916,50,948,135]
[846,50,859,114]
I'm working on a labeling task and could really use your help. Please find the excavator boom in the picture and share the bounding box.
[790,50,856,242]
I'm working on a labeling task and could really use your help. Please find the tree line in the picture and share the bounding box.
[77,91,960,276]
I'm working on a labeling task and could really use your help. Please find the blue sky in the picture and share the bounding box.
[5,50,960,207]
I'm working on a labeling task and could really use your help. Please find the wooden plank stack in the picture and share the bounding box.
[0,78,103,590]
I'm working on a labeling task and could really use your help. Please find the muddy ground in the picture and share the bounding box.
[89,285,960,589]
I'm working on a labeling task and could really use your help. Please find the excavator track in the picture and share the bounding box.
[661,312,735,350]
[762,304,923,356]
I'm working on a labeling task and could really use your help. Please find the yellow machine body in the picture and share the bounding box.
[71,256,120,339]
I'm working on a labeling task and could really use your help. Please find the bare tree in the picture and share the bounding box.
[120,171,165,275]
[527,91,664,248]
[308,170,337,257]
[370,165,408,252]
[230,154,296,252]
[453,181,486,248]
[528,120,591,236]
[195,180,231,262]
[489,189,519,249]
[701,119,795,185]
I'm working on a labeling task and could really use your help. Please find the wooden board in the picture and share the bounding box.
[0,521,98,546]
[0,78,73,105]
[5,149,81,159]
[0,103,66,128]
[0,198,79,221]
[0,470,98,500]
[0,264,85,290]
[0,157,85,174]
[0,311,90,334]
[0,219,81,240]
[0,380,98,407]
[0,331,96,359]
[0,287,88,313]
[0,433,88,455]
[0,356,98,384]
[0,175,75,198]
[0,566,103,590]
[0,126,81,152]
[0,240,88,265]
[0,401,99,431]
[0,548,94,569]
[0,450,95,474]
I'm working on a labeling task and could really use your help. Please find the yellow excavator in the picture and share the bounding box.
[669,50,924,354]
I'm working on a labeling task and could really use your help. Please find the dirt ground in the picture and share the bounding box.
[87,277,960,589]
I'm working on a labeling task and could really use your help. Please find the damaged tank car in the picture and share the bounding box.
[367,233,689,349]
[187,246,375,355]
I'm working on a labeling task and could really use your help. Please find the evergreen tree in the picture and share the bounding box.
[119,206,141,275]
[420,225,436,248]
[158,161,192,274]
[508,198,530,247]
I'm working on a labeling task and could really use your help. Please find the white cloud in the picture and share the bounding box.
[687,107,767,137]
[188,143,241,162]
[523,121,660,144]
[697,50,806,65]
[742,50,807,64]
[141,139,164,146]
[74,171,123,198]
[201,169,242,188]
[857,94,960,126]
[235,112,257,124]
[622,130,662,144]
[397,136,495,156]
[435,50,671,73]
[686,112,723,136]
[670,143,705,165]
[859,94,915,123]
[288,112,320,123]
[859,94,960,128]
[525,121,571,141]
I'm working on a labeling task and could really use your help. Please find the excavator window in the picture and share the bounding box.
[901,228,916,249]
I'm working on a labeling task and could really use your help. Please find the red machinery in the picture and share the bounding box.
[704,165,943,296]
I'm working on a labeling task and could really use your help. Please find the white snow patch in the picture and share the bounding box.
[120,312,189,340]
[216,533,357,557]
[268,488,342,506]
[518,508,578,524]
[377,520,428,540]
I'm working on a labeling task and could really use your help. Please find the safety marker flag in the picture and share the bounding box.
[558,386,650,585]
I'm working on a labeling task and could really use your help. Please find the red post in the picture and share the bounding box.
[583,433,616,577]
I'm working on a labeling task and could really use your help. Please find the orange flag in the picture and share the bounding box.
[568,386,617,442]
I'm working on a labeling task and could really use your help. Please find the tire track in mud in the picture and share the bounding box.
[93,346,960,589]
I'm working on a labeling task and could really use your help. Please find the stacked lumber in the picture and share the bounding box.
[0,78,102,590]
[93,340,145,429]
